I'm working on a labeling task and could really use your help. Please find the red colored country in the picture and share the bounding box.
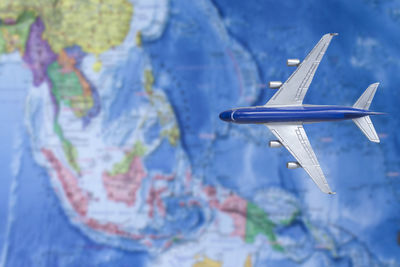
[204,185,247,239]
[102,156,147,206]
[41,148,89,217]
[85,218,130,237]
[219,194,247,239]
[146,183,167,218]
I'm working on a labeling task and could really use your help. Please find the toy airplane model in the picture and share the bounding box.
[219,33,383,194]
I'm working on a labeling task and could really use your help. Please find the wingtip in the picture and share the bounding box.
[328,191,336,195]
[330,33,339,36]
[370,135,381,143]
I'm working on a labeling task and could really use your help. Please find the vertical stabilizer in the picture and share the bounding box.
[353,83,379,110]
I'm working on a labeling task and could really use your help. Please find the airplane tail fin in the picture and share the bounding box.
[352,83,380,143]
[353,116,380,143]
[353,82,379,110]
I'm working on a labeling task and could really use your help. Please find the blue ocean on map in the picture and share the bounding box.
[0,0,399,266]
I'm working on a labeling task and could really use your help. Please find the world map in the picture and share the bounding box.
[0,0,399,266]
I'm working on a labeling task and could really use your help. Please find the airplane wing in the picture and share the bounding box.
[266,33,338,107]
[266,123,335,194]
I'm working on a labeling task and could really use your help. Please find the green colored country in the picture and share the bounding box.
[62,138,80,173]
[0,11,36,54]
[48,61,92,117]
[280,210,300,226]
[245,202,284,252]
[49,64,84,174]
[109,141,146,176]
[48,61,83,106]
[54,121,80,173]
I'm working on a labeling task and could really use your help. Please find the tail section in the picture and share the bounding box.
[353,82,379,110]
[353,116,380,143]
[353,83,380,143]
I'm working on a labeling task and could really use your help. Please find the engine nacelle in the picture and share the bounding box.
[268,81,282,89]
[287,59,300,67]
[287,162,301,169]
[269,140,282,148]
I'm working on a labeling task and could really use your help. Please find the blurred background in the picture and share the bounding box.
[0,0,399,266]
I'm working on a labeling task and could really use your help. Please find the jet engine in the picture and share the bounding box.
[287,59,300,67]
[268,81,282,89]
[269,140,282,148]
[286,162,301,169]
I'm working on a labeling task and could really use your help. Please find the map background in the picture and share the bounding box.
[0,0,399,266]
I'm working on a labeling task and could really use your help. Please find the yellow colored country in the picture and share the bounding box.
[136,31,142,47]
[92,60,102,72]
[244,254,252,267]
[144,69,154,94]
[193,256,222,267]
[0,11,36,54]
[0,0,55,20]
[0,0,134,55]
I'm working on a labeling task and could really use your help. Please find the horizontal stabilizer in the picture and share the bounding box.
[353,116,380,143]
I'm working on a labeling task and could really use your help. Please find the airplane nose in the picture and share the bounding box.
[219,110,232,122]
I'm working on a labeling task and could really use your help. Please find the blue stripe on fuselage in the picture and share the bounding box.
[219,105,376,124]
